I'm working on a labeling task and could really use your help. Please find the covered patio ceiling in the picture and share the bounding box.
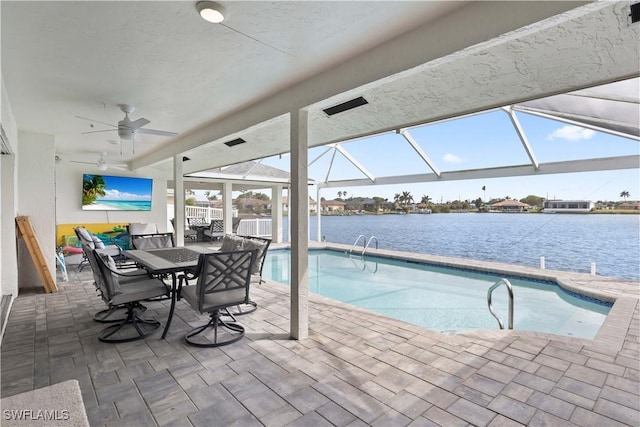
[2,1,637,185]
[147,1,639,188]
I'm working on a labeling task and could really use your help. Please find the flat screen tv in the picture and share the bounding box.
[82,174,153,211]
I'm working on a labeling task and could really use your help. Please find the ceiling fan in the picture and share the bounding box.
[69,152,128,171]
[76,104,177,152]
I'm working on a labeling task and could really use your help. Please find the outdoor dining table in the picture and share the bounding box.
[123,246,215,339]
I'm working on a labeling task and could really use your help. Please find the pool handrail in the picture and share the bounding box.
[487,278,514,330]
[363,236,378,256]
[349,235,366,255]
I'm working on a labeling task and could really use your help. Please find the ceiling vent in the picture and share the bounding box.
[323,96,368,116]
[631,3,640,23]
[224,138,247,147]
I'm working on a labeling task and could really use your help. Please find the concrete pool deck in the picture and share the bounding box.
[1,243,638,426]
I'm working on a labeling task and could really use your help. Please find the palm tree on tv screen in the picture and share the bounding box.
[83,175,107,206]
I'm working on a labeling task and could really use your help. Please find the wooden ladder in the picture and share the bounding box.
[15,216,57,293]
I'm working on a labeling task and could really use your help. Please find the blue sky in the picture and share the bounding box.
[95,175,153,201]
[260,110,639,203]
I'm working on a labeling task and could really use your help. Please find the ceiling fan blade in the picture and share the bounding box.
[137,128,178,137]
[75,115,117,128]
[107,164,129,170]
[69,160,94,165]
[127,118,150,130]
[81,129,116,135]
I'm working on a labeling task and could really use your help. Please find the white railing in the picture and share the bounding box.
[167,204,272,238]
[237,218,272,237]
[185,206,225,222]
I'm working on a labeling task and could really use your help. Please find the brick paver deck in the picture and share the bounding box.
[1,244,638,426]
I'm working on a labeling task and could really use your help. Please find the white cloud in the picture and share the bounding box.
[102,189,151,201]
[443,153,463,163]
[546,125,596,141]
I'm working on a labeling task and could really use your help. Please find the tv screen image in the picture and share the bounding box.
[82,174,153,211]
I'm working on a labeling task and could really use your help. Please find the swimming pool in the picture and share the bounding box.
[262,249,611,339]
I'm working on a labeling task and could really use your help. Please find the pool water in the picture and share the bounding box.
[262,249,611,339]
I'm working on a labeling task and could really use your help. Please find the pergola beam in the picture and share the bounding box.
[397,128,441,177]
[334,144,376,183]
[502,106,539,170]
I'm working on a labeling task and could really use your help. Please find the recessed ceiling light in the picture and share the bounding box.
[197,1,225,23]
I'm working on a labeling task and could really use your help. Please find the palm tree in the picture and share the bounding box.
[421,195,431,206]
[620,190,630,200]
[482,185,486,202]
[401,191,413,206]
[82,174,107,206]
[393,193,401,204]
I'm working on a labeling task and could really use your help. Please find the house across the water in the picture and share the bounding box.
[489,199,530,213]
[543,199,594,213]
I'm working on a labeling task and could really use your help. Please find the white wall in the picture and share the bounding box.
[55,161,169,232]
[17,131,56,289]
[1,78,19,298]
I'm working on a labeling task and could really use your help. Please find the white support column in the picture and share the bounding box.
[271,184,283,243]
[286,188,291,243]
[222,182,233,233]
[290,109,309,340]
[173,155,185,246]
[316,185,322,242]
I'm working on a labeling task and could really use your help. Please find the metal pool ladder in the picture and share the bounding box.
[349,235,378,256]
[363,236,378,255]
[350,235,378,255]
[487,278,514,330]
[349,235,366,255]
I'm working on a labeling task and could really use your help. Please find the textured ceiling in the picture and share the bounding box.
[1,1,460,163]
[2,1,638,179]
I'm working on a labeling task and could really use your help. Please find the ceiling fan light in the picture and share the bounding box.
[197,1,225,23]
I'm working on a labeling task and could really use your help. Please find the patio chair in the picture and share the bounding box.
[231,217,242,234]
[203,219,224,241]
[80,241,152,323]
[222,234,271,315]
[129,232,177,297]
[130,232,175,250]
[178,249,257,347]
[92,249,170,343]
[171,218,197,240]
[74,227,128,271]
[127,223,158,246]
[187,217,208,228]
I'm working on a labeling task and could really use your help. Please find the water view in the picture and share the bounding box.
[283,213,639,281]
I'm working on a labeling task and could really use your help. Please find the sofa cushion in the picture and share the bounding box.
[220,234,243,252]
[91,235,105,249]
[241,238,268,275]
